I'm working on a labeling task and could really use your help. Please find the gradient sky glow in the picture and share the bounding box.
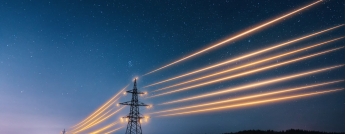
[0,0,344,134]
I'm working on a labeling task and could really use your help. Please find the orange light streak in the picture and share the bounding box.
[143,0,323,76]
[158,88,344,117]
[71,85,128,128]
[71,108,114,133]
[153,37,344,92]
[104,126,124,134]
[90,122,118,134]
[72,103,117,131]
[71,98,120,131]
[144,24,344,88]
[149,48,344,98]
[160,65,344,104]
[149,80,343,114]
[73,106,125,133]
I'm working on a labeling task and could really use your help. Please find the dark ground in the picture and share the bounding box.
[223,129,344,134]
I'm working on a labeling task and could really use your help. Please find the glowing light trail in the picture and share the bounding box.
[104,126,124,134]
[160,65,344,105]
[144,24,344,88]
[90,122,118,134]
[72,102,117,131]
[143,0,323,76]
[153,37,344,92]
[73,98,120,130]
[73,106,125,133]
[71,108,114,133]
[158,88,344,117]
[72,85,128,128]
[149,48,344,98]
[149,80,342,114]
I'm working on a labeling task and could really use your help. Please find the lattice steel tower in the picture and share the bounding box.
[120,79,147,134]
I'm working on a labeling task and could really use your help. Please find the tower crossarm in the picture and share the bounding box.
[122,115,144,119]
[119,101,148,106]
[137,102,148,106]
[126,90,145,94]
[119,101,133,105]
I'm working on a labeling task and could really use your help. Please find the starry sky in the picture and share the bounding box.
[0,0,344,134]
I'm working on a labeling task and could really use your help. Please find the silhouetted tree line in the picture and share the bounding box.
[223,129,344,134]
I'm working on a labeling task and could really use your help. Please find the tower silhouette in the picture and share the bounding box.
[120,79,147,134]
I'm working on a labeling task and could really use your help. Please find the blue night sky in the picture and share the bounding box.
[0,0,344,134]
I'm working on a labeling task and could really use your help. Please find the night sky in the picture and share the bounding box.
[0,0,344,134]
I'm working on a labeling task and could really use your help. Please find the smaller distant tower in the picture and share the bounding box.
[62,129,66,134]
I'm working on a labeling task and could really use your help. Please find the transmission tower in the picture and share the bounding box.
[120,79,148,134]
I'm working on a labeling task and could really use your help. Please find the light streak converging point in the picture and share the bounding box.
[148,80,343,114]
[144,24,344,88]
[157,88,344,117]
[71,85,128,129]
[73,106,125,133]
[104,126,124,134]
[148,48,344,98]
[153,37,344,92]
[143,0,323,76]
[159,65,344,105]
[90,122,118,134]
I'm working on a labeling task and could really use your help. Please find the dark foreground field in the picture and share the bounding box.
[223,129,344,134]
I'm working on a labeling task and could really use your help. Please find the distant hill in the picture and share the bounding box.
[223,129,344,134]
